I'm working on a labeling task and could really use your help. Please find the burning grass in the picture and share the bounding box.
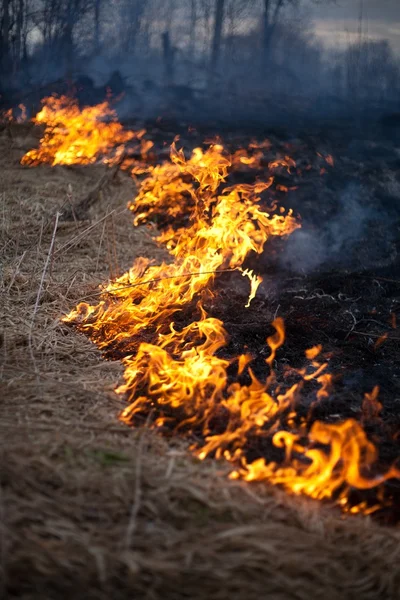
[1,110,400,599]
[20,95,139,166]
[58,124,399,517]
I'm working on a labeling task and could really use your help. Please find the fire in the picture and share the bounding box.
[362,386,383,425]
[19,95,397,517]
[1,108,13,122]
[231,418,399,511]
[0,104,26,123]
[65,142,298,356]
[21,95,137,166]
[17,103,27,122]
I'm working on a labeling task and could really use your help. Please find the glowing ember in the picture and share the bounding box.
[2,108,13,122]
[19,96,396,517]
[1,104,26,123]
[21,95,138,166]
[362,386,383,425]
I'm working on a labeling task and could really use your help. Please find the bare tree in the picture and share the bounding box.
[121,0,147,56]
[260,0,335,70]
[31,0,91,75]
[261,0,296,69]
[188,0,197,64]
[1,0,11,76]
[14,0,25,69]
[209,0,225,87]
[93,0,101,54]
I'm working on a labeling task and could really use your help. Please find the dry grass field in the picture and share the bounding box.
[1,124,400,600]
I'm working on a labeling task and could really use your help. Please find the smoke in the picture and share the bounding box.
[3,0,400,127]
[279,183,379,273]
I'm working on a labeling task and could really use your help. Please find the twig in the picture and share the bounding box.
[273,304,280,320]
[95,217,108,273]
[62,157,126,221]
[351,331,399,341]
[106,211,119,278]
[0,481,6,599]
[53,209,118,257]
[6,250,27,292]
[344,309,358,340]
[356,275,400,285]
[125,430,146,548]
[30,212,61,330]
[75,268,237,302]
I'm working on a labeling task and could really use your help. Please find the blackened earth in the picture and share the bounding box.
[71,118,400,524]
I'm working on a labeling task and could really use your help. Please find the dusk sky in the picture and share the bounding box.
[310,0,400,53]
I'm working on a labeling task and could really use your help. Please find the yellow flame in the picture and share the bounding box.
[33,100,398,516]
[21,95,137,166]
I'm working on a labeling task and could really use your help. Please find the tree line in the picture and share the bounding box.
[0,1,332,86]
[1,0,399,114]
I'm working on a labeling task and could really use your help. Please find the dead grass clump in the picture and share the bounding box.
[1,125,400,600]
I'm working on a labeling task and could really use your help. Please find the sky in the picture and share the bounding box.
[310,0,400,54]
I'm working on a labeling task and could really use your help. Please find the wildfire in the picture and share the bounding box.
[65,142,298,355]
[21,96,398,517]
[21,95,139,166]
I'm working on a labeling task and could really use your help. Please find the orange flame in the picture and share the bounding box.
[21,95,136,166]
[1,108,13,122]
[65,143,298,349]
[362,386,383,425]
[231,419,398,511]
[374,333,388,350]
[36,103,399,517]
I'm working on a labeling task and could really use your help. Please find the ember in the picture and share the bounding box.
[21,98,400,518]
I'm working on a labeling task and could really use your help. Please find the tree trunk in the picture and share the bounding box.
[162,30,175,85]
[262,0,284,71]
[94,0,101,54]
[262,0,271,64]
[64,23,74,76]
[14,0,24,72]
[124,0,146,57]
[209,0,225,89]
[188,0,197,64]
[1,0,11,77]
[64,0,77,79]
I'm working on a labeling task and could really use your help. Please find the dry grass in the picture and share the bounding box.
[1,125,400,600]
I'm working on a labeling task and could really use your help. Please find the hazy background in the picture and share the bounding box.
[312,0,400,53]
[1,0,399,121]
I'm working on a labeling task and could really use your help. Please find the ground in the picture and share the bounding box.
[1,121,400,600]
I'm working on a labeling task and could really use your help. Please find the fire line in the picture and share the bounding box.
[21,95,400,518]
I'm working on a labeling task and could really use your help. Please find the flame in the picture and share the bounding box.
[21,95,136,166]
[362,386,383,425]
[65,143,298,353]
[17,103,27,122]
[240,269,263,308]
[1,104,26,123]
[374,333,388,349]
[305,345,322,360]
[317,152,335,167]
[231,419,399,509]
[1,108,13,122]
[24,100,395,517]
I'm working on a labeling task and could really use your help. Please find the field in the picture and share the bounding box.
[1,121,400,600]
